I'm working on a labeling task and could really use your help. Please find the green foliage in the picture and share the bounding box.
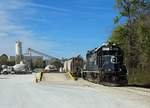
[109,25,129,62]
[0,54,8,65]
[6,61,15,66]
[33,58,44,68]
[113,16,121,24]
[0,54,15,66]
[109,0,150,84]
[15,55,23,64]
[50,59,63,69]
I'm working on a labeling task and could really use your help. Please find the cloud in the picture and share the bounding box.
[0,0,29,37]
[0,0,61,57]
[26,2,70,13]
[0,0,26,10]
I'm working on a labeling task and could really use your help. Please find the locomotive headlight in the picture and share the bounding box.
[108,68,111,71]
[111,56,117,64]
[119,68,122,71]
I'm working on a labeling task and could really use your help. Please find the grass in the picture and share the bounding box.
[128,71,150,85]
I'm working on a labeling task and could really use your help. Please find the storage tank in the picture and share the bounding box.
[16,41,22,56]
[67,59,72,72]
[63,61,68,72]
[13,63,26,73]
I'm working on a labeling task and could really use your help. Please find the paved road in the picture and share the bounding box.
[0,74,150,108]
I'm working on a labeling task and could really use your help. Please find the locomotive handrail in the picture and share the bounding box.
[83,71,99,73]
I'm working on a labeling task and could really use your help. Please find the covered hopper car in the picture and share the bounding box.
[64,56,83,80]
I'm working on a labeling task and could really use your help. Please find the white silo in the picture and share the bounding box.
[15,41,23,64]
[16,40,22,56]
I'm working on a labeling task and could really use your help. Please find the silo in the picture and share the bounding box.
[16,41,22,56]
[15,41,23,64]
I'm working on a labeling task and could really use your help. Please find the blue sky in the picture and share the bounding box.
[0,0,117,58]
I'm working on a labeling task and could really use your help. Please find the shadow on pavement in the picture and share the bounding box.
[0,77,9,79]
[127,84,150,89]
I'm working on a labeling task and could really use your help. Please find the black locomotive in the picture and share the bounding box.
[82,43,128,86]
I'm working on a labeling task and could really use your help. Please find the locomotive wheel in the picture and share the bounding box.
[96,73,100,84]
[82,72,86,79]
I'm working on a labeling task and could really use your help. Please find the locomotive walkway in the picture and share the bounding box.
[0,74,150,108]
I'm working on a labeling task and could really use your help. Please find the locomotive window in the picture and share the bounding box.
[101,50,122,56]
[102,47,109,51]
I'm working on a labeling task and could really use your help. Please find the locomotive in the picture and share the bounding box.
[82,43,128,86]
[64,56,83,80]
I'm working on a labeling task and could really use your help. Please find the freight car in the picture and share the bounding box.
[82,43,128,86]
[64,56,83,80]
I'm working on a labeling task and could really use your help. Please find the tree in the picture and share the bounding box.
[109,25,128,62]
[136,15,150,69]
[115,0,141,68]
[7,61,15,66]
[0,54,8,65]
[50,59,63,69]
[33,58,44,68]
[109,0,150,84]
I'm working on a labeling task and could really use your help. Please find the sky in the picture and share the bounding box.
[0,0,117,58]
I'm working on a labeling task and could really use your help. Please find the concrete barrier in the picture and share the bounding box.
[67,72,77,80]
[35,72,43,83]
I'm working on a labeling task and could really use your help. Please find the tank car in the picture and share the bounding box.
[82,43,128,86]
[64,56,83,80]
